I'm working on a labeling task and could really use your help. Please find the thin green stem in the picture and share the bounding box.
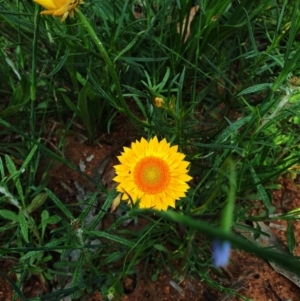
[76,9,146,127]
[30,4,39,102]
[27,4,40,202]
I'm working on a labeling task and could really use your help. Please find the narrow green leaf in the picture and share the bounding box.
[72,254,85,298]
[5,155,24,206]
[78,192,98,222]
[114,0,128,41]
[0,157,5,179]
[276,0,288,33]
[273,47,300,91]
[287,221,296,253]
[238,83,272,96]
[39,215,61,226]
[26,193,48,213]
[176,68,185,114]
[153,244,169,254]
[0,225,17,232]
[131,95,147,119]
[215,116,251,144]
[20,250,42,261]
[61,94,84,120]
[45,188,74,221]
[5,155,17,176]
[158,67,171,91]
[19,210,29,243]
[44,48,71,78]
[19,142,39,173]
[283,0,300,64]
[114,32,145,63]
[88,191,114,230]
[88,230,134,247]
[44,237,68,248]
[249,166,271,212]
[19,238,66,261]
[101,251,124,265]
[41,210,49,241]
[5,56,20,80]
[0,77,30,118]
[0,210,19,222]
[243,8,257,53]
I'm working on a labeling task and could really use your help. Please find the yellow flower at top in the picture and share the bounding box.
[113,136,192,211]
[34,0,83,22]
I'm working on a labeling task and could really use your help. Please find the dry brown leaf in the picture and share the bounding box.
[177,5,200,43]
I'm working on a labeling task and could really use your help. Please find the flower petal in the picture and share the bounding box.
[34,0,58,9]
[212,240,231,267]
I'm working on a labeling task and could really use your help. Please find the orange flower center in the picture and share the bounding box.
[133,156,171,194]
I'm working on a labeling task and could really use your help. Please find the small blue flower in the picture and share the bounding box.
[212,240,231,267]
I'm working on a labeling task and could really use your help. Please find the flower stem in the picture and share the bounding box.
[76,9,144,126]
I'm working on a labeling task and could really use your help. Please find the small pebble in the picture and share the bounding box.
[86,154,95,162]
[79,159,86,172]
[169,280,185,298]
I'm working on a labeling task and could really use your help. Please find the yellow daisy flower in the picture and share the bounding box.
[34,0,83,22]
[113,136,192,211]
